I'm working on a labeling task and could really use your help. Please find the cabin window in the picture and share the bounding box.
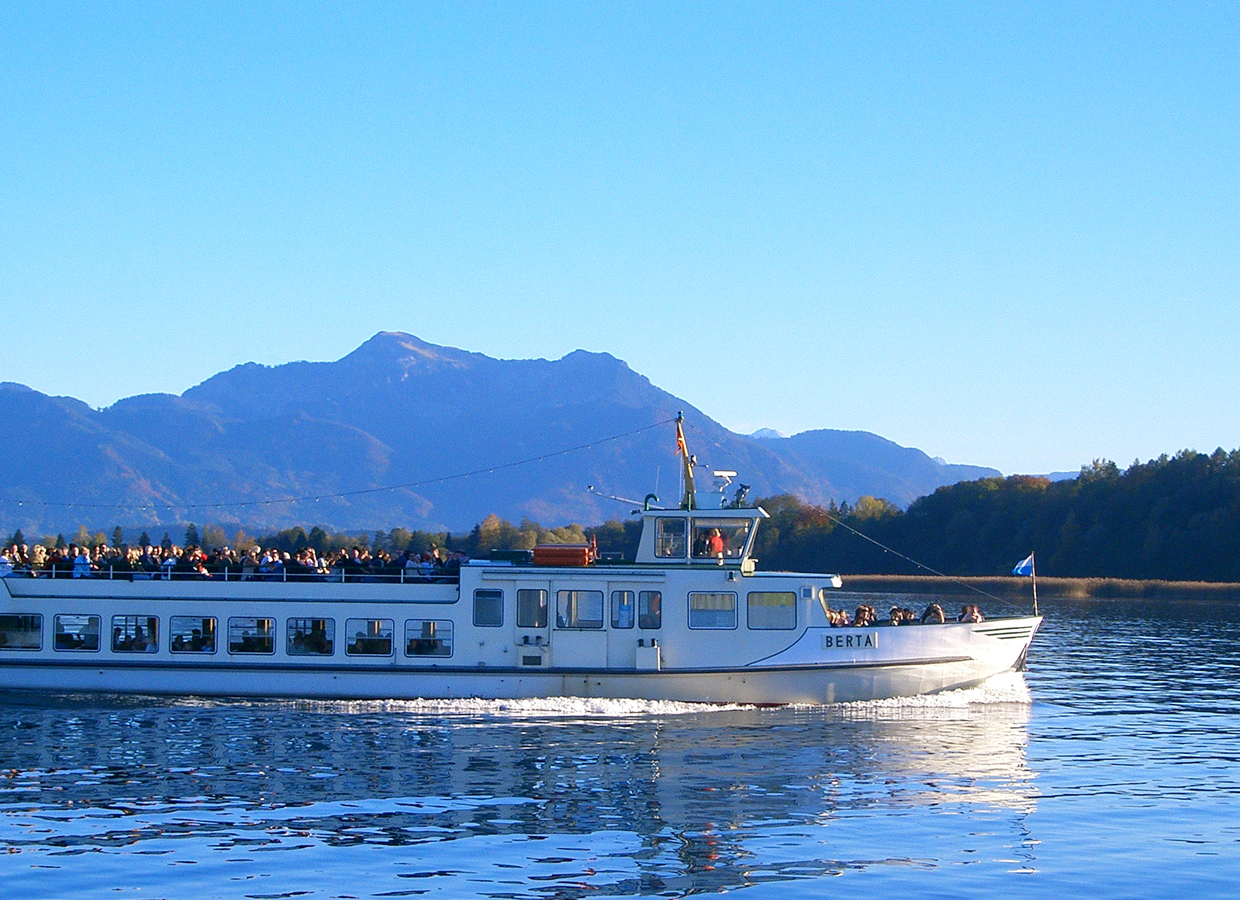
[287,618,333,655]
[639,591,663,629]
[54,614,99,651]
[655,518,687,558]
[517,589,548,628]
[228,617,275,654]
[690,518,752,560]
[688,592,737,629]
[171,616,217,653]
[0,614,42,650]
[747,592,797,630]
[611,591,635,629]
[112,615,158,652]
[346,618,394,656]
[406,619,453,657]
[556,590,604,629]
[474,589,504,627]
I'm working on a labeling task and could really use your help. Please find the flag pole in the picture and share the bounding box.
[1031,551,1038,616]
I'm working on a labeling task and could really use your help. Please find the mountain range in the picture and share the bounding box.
[0,332,999,537]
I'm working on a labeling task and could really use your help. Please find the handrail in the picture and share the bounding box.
[22,564,460,585]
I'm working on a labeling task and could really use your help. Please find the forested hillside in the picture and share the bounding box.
[752,449,1240,581]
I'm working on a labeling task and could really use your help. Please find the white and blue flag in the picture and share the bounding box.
[1012,553,1035,577]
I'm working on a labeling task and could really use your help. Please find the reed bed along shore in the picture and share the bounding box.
[840,574,1240,601]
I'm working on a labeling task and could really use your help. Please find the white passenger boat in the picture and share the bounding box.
[0,420,1040,704]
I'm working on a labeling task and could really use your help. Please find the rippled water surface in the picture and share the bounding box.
[2,596,1238,899]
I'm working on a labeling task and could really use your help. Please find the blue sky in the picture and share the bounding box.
[2,2,1237,475]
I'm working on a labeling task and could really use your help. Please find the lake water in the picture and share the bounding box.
[1,594,1237,899]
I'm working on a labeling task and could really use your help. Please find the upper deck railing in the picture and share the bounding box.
[5,564,461,585]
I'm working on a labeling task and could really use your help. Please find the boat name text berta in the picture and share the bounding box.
[821,632,878,650]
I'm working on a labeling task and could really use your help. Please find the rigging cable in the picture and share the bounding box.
[684,419,1020,610]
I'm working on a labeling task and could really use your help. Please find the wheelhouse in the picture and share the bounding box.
[634,507,767,571]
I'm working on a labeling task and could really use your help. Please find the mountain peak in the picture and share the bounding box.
[558,348,630,370]
[342,332,485,372]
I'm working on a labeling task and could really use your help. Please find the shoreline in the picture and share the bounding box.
[837,574,1240,601]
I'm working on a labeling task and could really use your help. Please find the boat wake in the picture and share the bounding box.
[263,672,1031,718]
[836,670,1031,709]
[815,670,1033,723]
[282,695,756,717]
[23,671,1031,719]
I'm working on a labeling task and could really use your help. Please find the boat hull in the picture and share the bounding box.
[0,630,1035,704]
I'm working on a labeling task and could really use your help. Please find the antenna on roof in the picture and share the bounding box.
[587,485,644,508]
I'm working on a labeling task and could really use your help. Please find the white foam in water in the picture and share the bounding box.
[286,695,753,718]
[827,670,1032,713]
[172,673,1030,718]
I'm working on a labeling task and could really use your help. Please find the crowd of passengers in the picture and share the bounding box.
[0,541,467,582]
[2,541,991,625]
[826,602,984,626]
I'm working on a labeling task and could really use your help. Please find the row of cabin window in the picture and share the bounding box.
[0,614,453,658]
[474,590,798,631]
[0,590,800,653]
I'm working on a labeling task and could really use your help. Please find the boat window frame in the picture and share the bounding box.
[690,517,752,561]
[405,619,453,658]
[286,617,334,656]
[54,613,99,652]
[473,589,504,627]
[0,614,43,651]
[687,592,738,630]
[170,616,218,654]
[111,615,158,653]
[654,517,688,559]
[228,616,276,655]
[746,591,798,630]
[345,618,394,657]
[611,590,635,629]
[555,590,605,630]
[517,589,548,629]
[638,591,663,630]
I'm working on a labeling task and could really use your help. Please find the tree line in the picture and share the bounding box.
[7,448,1239,580]
[753,449,1240,581]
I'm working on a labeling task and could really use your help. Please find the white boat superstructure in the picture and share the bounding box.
[0,420,1040,704]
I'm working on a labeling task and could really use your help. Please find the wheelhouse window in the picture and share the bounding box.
[655,517,687,558]
[346,618,393,656]
[406,619,453,657]
[611,591,635,629]
[517,589,548,628]
[747,592,797,630]
[691,518,752,560]
[228,617,274,654]
[112,615,158,652]
[688,592,737,629]
[0,614,42,650]
[54,614,99,651]
[639,591,663,630]
[473,589,504,627]
[171,616,217,653]
[556,590,604,629]
[287,618,333,655]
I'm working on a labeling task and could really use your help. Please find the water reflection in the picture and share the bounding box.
[6,595,1235,897]
[0,680,1037,897]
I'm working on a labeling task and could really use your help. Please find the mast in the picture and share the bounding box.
[1031,551,1038,616]
[675,412,695,510]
